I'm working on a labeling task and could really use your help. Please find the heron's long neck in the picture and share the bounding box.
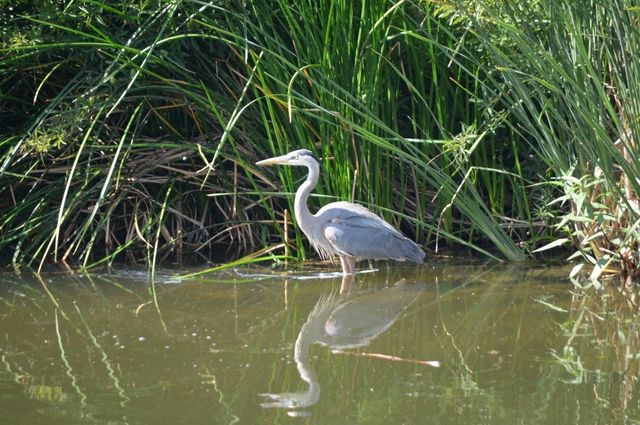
[294,162,319,236]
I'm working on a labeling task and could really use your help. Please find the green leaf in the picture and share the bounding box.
[533,238,570,253]
[533,297,568,313]
[569,263,584,279]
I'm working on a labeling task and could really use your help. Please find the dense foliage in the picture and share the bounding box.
[1,0,639,284]
[451,0,640,285]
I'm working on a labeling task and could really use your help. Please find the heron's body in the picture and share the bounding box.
[257,149,425,275]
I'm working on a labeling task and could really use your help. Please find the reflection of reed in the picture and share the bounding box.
[261,277,423,410]
[561,285,640,420]
[74,303,130,408]
[55,310,88,408]
[602,285,640,418]
[0,275,134,418]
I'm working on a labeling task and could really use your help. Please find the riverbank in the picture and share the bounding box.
[2,0,638,285]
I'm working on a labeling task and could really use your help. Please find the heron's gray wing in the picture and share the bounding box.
[321,207,424,262]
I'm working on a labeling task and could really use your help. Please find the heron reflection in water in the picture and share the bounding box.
[261,278,424,410]
[256,149,425,275]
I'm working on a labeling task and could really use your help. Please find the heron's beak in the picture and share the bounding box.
[256,155,290,166]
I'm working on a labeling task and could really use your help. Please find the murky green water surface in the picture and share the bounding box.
[1,261,639,424]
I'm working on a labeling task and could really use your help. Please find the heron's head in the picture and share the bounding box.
[256,149,319,168]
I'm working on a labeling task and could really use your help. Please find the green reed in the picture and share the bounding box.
[451,0,640,283]
[0,0,537,272]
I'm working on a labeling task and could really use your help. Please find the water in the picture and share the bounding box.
[1,260,639,424]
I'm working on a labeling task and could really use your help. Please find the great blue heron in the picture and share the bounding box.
[256,149,425,275]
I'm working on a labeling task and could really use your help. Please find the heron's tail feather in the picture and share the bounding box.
[397,237,426,263]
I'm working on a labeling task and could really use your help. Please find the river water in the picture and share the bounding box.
[1,260,639,424]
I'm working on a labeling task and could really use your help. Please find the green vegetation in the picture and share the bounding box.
[1,0,639,284]
[453,0,640,285]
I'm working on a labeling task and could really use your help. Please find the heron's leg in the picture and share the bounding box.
[339,256,356,275]
[346,256,356,274]
[339,256,349,275]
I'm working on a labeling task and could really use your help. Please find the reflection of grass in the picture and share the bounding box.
[55,309,88,408]
[200,368,240,425]
[74,303,130,407]
[550,346,584,384]
[27,384,67,403]
[542,285,640,418]
[4,263,636,422]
